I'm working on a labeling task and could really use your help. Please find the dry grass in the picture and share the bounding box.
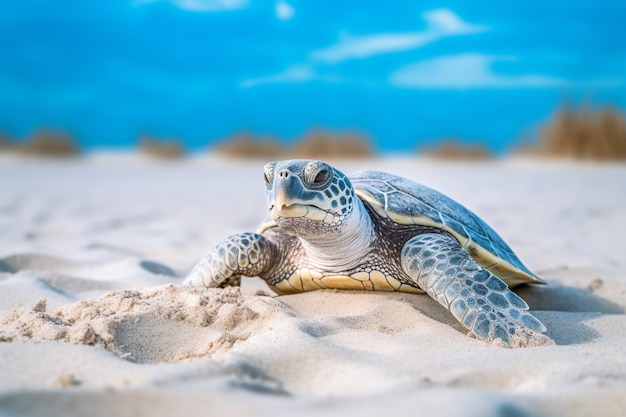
[20,130,80,158]
[138,135,186,159]
[535,104,626,160]
[419,138,491,160]
[0,133,16,152]
[290,129,374,159]
[212,131,283,159]
[212,129,374,160]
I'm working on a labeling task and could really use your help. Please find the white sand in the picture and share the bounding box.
[1,153,625,417]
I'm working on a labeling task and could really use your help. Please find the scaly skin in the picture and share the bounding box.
[185,159,548,347]
[183,232,276,288]
[401,233,546,345]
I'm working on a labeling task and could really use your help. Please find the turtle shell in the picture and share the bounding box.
[351,170,544,287]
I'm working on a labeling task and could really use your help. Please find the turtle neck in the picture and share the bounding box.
[297,198,375,272]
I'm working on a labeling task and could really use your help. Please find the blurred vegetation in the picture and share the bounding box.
[291,129,374,159]
[138,135,186,159]
[0,133,15,151]
[212,131,282,159]
[0,130,80,158]
[0,130,81,158]
[419,138,491,160]
[2,103,625,162]
[212,128,374,160]
[533,104,626,160]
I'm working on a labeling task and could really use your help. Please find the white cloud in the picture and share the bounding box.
[241,8,492,88]
[241,65,314,87]
[134,0,248,12]
[423,8,487,34]
[241,64,346,87]
[310,8,488,63]
[389,54,567,89]
[275,1,295,21]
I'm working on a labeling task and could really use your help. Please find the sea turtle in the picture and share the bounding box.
[184,159,547,346]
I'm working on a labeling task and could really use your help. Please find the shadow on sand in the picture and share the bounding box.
[401,279,624,347]
[514,280,624,346]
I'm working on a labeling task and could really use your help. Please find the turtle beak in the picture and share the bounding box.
[268,172,306,217]
[268,169,326,218]
[272,185,290,212]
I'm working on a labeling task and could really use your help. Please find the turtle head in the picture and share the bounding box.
[264,160,356,236]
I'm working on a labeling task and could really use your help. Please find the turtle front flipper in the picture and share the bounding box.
[184,232,276,288]
[401,233,548,347]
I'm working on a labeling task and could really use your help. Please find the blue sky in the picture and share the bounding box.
[1,0,625,152]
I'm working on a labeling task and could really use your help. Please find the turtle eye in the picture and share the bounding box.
[263,162,275,186]
[314,169,328,184]
[305,162,333,189]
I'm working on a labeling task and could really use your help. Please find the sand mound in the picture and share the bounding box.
[0,285,263,363]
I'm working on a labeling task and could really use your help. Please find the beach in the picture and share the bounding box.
[1,153,625,417]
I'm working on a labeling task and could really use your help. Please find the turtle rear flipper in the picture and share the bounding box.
[401,233,548,347]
